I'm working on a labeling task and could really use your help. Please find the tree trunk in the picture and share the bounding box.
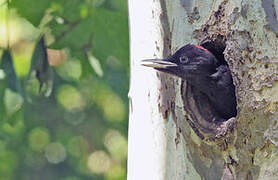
[128,0,278,179]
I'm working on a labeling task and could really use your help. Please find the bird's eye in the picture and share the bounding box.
[179,56,189,64]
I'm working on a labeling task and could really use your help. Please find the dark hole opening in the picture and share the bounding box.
[200,38,227,66]
[201,38,237,120]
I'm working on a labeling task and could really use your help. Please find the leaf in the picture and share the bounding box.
[2,117,25,137]
[87,52,103,77]
[0,50,22,94]
[89,9,129,67]
[105,0,127,12]
[4,88,23,116]
[10,0,51,26]
[56,57,82,81]
[49,7,129,69]
[29,37,53,96]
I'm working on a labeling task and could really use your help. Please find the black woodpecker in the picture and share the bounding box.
[142,44,237,120]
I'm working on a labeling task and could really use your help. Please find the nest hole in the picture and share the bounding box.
[181,37,238,138]
[201,38,227,65]
[200,38,238,118]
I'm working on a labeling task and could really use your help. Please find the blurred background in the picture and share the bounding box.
[0,0,129,179]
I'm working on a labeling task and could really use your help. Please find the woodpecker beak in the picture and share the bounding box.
[141,59,177,69]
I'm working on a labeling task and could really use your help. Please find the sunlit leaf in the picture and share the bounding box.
[4,89,23,116]
[2,117,25,137]
[87,150,111,174]
[80,5,89,19]
[104,129,127,160]
[105,164,126,180]
[45,142,67,164]
[0,69,5,79]
[25,71,40,97]
[12,41,35,78]
[87,52,103,77]
[28,127,50,151]
[57,84,85,110]
[56,57,82,81]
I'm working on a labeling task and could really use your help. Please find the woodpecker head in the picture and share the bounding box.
[142,44,220,79]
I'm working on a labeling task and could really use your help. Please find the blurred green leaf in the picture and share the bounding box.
[4,89,23,116]
[87,150,111,174]
[64,110,85,126]
[10,0,51,26]
[0,69,4,79]
[105,164,126,180]
[92,0,106,7]
[49,7,129,69]
[28,127,50,151]
[90,82,125,122]
[89,9,129,67]
[45,142,67,164]
[24,150,46,169]
[67,136,89,158]
[1,50,22,94]
[2,117,25,137]
[87,51,103,77]
[104,129,127,160]
[0,149,18,179]
[50,0,83,22]
[57,84,85,110]
[56,57,82,81]
[105,0,128,12]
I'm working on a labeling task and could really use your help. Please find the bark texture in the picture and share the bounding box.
[128,0,278,179]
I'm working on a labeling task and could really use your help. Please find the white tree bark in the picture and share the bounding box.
[128,0,278,179]
[128,1,170,179]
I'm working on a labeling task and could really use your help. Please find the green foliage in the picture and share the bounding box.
[29,37,53,96]
[28,127,50,151]
[0,0,129,179]
[1,50,22,93]
[10,0,51,26]
[48,4,129,72]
